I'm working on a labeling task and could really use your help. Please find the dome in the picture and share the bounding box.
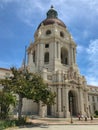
[37,6,66,29]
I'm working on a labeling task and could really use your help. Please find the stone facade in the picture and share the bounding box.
[0,6,98,118]
[26,6,98,118]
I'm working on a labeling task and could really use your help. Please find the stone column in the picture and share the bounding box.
[72,47,74,65]
[36,44,39,67]
[42,68,47,80]
[78,87,84,115]
[74,48,76,64]
[63,85,66,117]
[58,43,61,60]
[55,42,57,58]
[85,90,89,117]
[70,44,72,65]
[28,51,33,66]
[39,101,47,118]
[56,71,62,117]
[27,51,36,72]
[57,86,61,117]
[65,86,70,117]
[38,43,44,70]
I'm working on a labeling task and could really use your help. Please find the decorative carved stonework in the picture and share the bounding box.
[47,75,52,80]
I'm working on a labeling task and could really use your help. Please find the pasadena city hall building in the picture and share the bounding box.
[0,6,98,118]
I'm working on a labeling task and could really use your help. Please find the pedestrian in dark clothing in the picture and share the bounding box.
[78,113,81,121]
[90,116,93,120]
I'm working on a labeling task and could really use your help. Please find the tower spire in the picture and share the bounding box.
[47,5,58,18]
[51,5,54,9]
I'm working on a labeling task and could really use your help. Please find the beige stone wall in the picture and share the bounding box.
[88,85,98,115]
[22,98,38,115]
[0,68,12,79]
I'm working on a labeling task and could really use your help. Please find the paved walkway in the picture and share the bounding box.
[6,124,98,130]
[6,117,98,130]
[27,116,98,125]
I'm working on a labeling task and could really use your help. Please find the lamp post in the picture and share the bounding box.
[70,96,73,123]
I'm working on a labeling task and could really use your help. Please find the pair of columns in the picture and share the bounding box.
[38,85,86,118]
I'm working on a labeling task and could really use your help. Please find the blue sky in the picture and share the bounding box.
[0,0,98,86]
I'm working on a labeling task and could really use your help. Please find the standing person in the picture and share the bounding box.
[78,113,81,121]
[90,115,93,120]
[84,115,87,121]
[81,114,84,120]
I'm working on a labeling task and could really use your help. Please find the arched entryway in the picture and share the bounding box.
[68,90,78,116]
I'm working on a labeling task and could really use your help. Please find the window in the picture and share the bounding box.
[60,31,64,37]
[44,52,49,63]
[33,51,35,62]
[92,96,95,102]
[45,44,49,48]
[61,47,68,65]
[88,95,89,101]
[46,30,51,35]
[93,104,96,111]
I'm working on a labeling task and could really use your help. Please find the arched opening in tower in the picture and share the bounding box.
[44,52,49,63]
[61,47,68,65]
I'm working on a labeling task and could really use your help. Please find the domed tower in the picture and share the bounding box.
[27,6,88,118]
[27,5,77,72]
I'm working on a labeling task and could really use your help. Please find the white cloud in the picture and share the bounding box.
[76,39,98,86]
[87,39,98,65]
[86,75,98,86]
[77,45,85,54]
[1,0,98,27]
[86,39,98,85]
[0,0,98,86]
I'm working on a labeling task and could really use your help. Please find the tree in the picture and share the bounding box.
[0,67,56,120]
[0,91,16,119]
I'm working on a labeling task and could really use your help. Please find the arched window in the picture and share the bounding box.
[46,30,51,35]
[61,47,68,65]
[60,31,64,38]
[45,44,49,48]
[44,52,49,63]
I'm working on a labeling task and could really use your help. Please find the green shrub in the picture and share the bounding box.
[0,117,32,130]
[0,120,15,130]
[15,117,26,126]
[94,115,98,118]
[95,110,98,115]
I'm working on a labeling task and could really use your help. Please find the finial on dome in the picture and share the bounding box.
[51,5,54,9]
[47,5,58,18]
